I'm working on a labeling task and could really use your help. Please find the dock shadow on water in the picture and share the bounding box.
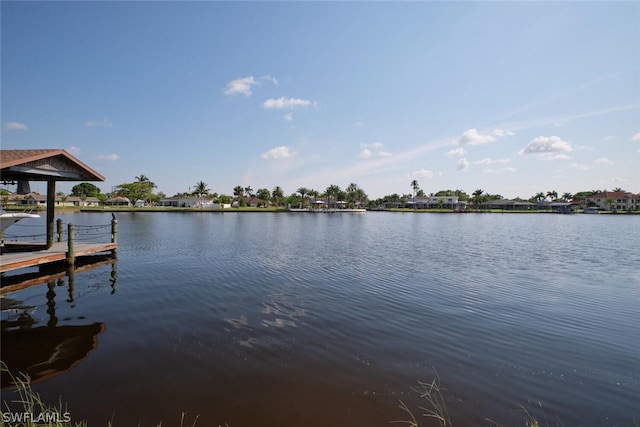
[1,256,117,390]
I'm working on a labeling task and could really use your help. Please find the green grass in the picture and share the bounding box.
[3,363,637,426]
[0,362,201,427]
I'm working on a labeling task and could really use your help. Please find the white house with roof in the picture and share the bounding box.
[585,191,639,211]
[12,192,101,207]
[159,196,230,209]
[408,195,467,210]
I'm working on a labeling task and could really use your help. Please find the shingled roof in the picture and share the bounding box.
[0,149,105,181]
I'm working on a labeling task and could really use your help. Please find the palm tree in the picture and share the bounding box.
[355,188,367,208]
[272,186,284,206]
[561,192,573,202]
[192,181,210,198]
[135,174,156,188]
[233,186,244,197]
[546,190,558,201]
[244,186,254,197]
[297,187,309,208]
[410,180,420,208]
[472,189,484,211]
[325,184,341,209]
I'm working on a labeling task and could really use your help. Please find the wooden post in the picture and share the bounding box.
[67,223,75,266]
[46,179,56,248]
[57,218,64,242]
[111,214,118,258]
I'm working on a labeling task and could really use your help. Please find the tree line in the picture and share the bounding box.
[52,176,630,209]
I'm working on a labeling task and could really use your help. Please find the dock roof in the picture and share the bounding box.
[1,149,105,181]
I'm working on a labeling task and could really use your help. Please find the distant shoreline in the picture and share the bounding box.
[4,206,637,214]
[71,207,637,214]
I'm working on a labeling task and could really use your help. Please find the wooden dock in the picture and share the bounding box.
[0,241,117,274]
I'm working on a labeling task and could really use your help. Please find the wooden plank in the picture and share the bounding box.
[0,242,117,273]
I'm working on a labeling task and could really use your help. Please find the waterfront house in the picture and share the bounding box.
[408,196,468,210]
[11,192,100,207]
[105,196,131,206]
[585,191,640,211]
[158,196,218,208]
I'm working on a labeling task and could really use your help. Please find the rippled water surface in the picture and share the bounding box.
[2,212,639,426]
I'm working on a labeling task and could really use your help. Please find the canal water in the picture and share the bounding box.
[1,212,638,426]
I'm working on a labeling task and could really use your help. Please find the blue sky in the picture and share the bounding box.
[2,1,639,199]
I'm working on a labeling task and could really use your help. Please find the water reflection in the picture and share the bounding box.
[1,257,117,388]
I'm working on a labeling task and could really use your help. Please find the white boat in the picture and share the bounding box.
[0,209,40,232]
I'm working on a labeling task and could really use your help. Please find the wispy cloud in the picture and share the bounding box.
[224,76,258,97]
[411,168,438,179]
[85,117,113,128]
[594,157,614,165]
[445,147,467,157]
[360,142,390,159]
[504,104,639,132]
[261,75,278,86]
[458,128,496,146]
[224,75,278,97]
[472,158,511,165]
[283,113,294,122]
[96,153,119,161]
[4,121,28,131]
[518,135,573,160]
[569,163,590,171]
[263,97,316,109]
[261,146,292,159]
[457,128,513,146]
[632,133,640,141]
[457,158,470,171]
[483,166,516,174]
[67,146,81,156]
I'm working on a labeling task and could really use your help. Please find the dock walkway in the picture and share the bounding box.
[0,241,117,273]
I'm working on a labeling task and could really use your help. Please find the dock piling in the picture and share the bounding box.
[57,219,64,242]
[67,223,75,266]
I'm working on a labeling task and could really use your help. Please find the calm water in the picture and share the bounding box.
[1,212,639,426]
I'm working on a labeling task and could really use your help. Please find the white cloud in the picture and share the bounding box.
[594,157,614,165]
[455,127,514,147]
[518,135,573,160]
[492,129,515,137]
[359,149,372,159]
[354,121,364,127]
[459,128,496,145]
[4,121,28,130]
[224,76,258,97]
[412,168,437,178]
[360,142,391,159]
[445,147,467,157]
[472,158,511,165]
[96,153,119,161]
[483,166,516,174]
[261,75,278,85]
[261,146,292,159]
[457,158,470,170]
[569,163,590,170]
[283,113,294,122]
[262,97,315,109]
[632,133,640,141]
[67,146,81,156]
[85,117,112,127]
